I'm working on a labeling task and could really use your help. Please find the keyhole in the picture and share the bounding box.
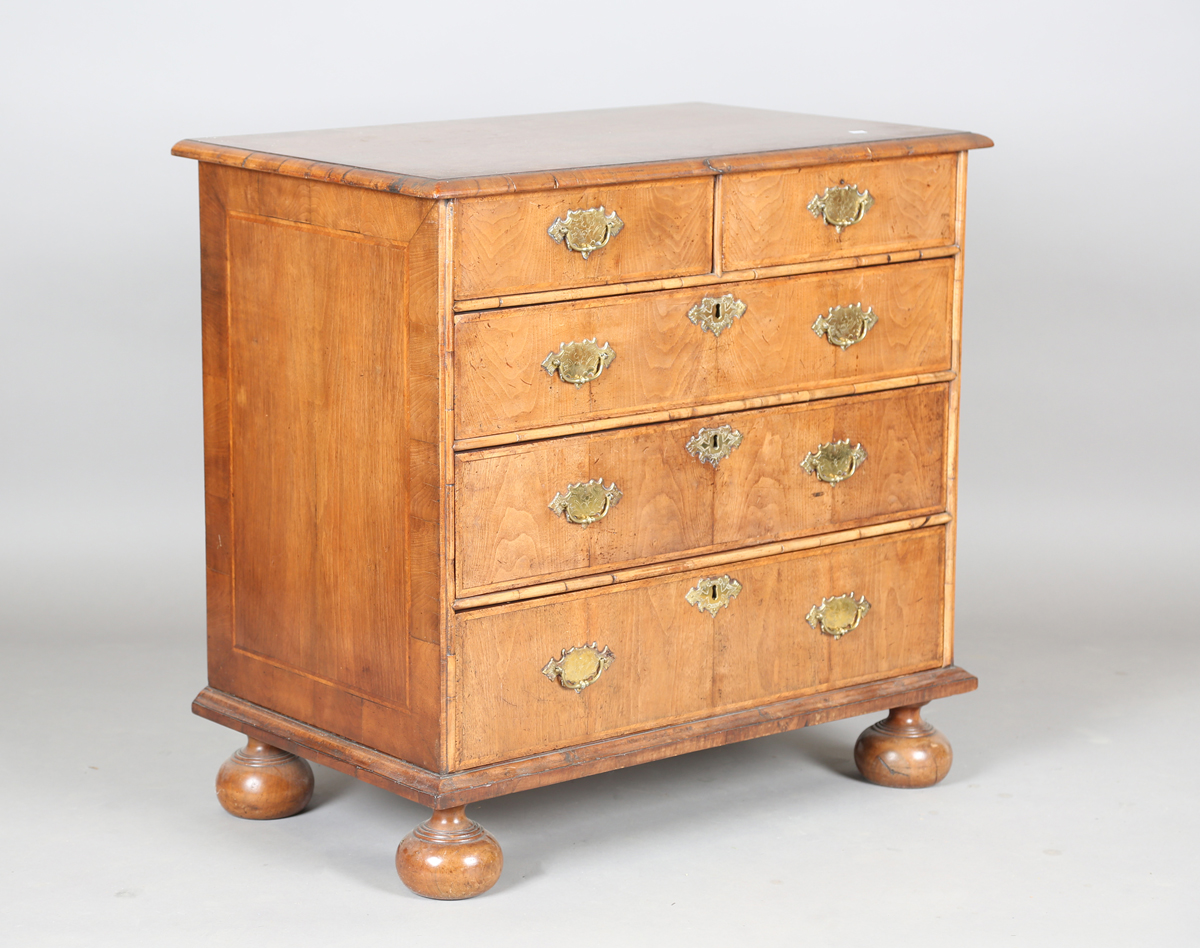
[711,433,720,450]
[712,302,721,322]
[710,585,718,601]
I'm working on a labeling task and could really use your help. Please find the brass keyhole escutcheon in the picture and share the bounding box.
[685,575,742,616]
[801,439,867,484]
[548,479,622,526]
[806,593,871,638]
[687,294,746,336]
[807,184,875,233]
[685,424,743,468]
[542,643,615,693]
[542,339,616,388]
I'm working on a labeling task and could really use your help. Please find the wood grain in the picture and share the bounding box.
[943,150,971,664]
[453,512,952,610]
[452,526,947,767]
[723,154,958,271]
[194,665,976,808]
[396,807,503,900]
[215,738,314,819]
[453,371,955,452]
[173,103,990,198]
[227,214,410,705]
[454,178,713,299]
[197,165,444,769]
[452,245,958,313]
[854,705,953,788]
[454,384,948,595]
[455,257,954,440]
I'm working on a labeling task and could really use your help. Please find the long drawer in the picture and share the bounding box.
[454,178,714,299]
[722,154,958,271]
[452,526,947,767]
[455,257,954,441]
[455,383,948,595]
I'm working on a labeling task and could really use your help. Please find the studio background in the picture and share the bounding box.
[2,1,1196,944]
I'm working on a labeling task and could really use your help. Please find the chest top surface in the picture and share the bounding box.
[173,102,991,198]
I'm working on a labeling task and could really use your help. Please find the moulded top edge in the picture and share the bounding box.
[172,103,992,199]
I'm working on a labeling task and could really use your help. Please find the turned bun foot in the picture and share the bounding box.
[216,738,314,819]
[854,705,953,788]
[396,806,503,900]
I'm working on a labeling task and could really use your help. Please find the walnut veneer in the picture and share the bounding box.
[174,103,991,899]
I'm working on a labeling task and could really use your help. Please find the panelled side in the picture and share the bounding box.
[197,164,445,769]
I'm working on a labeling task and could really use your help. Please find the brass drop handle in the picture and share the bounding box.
[801,439,867,484]
[542,644,615,693]
[547,206,624,259]
[685,424,743,468]
[543,339,616,387]
[685,575,742,615]
[549,479,622,526]
[687,293,746,337]
[812,303,878,350]
[806,593,870,638]
[807,184,874,233]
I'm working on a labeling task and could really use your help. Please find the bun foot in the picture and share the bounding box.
[396,806,503,900]
[216,738,314,819]
[854,704,952,788]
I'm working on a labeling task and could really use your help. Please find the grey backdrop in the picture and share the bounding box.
[3,1,1197,944]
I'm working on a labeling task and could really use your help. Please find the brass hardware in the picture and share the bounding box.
[685,424,743,468]
[542,339,616,387]
[801,439,867,484]
[807,184,875,233]
[685,575,742,616]
[547,206,624,259]
[812,303,878,350]
[542,643,615,693]
[549,478,622,526]
[806,593,871,639]
[687,294,746,337]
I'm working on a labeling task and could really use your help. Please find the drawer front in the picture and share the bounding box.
[453,526,946,767]
[455,257,954,440]
[454,178,713,300]
[722,154,957,271]
[455,383,947,595]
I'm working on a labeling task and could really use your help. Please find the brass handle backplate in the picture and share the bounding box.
[685,424,743,468]
[806,593,871,638]
[542,643,615,693]
[549,478,622,526]
[547,206,624,259]
[801,439,867,484]
[807,185,874,233]
[542,339,616,387]
[685,575,742,616]
[812,303,878,350]
[687,294,746,336]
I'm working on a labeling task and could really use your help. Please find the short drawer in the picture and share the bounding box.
[454,383,948,596]
[452,526,946,767]
[454,178,714,300]
[455,257,954,441]
[722,154,957,271]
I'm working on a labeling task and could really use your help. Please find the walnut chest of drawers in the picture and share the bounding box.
[173,103,991,899]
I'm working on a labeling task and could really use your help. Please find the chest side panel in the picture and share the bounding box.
[200,166,445,768]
